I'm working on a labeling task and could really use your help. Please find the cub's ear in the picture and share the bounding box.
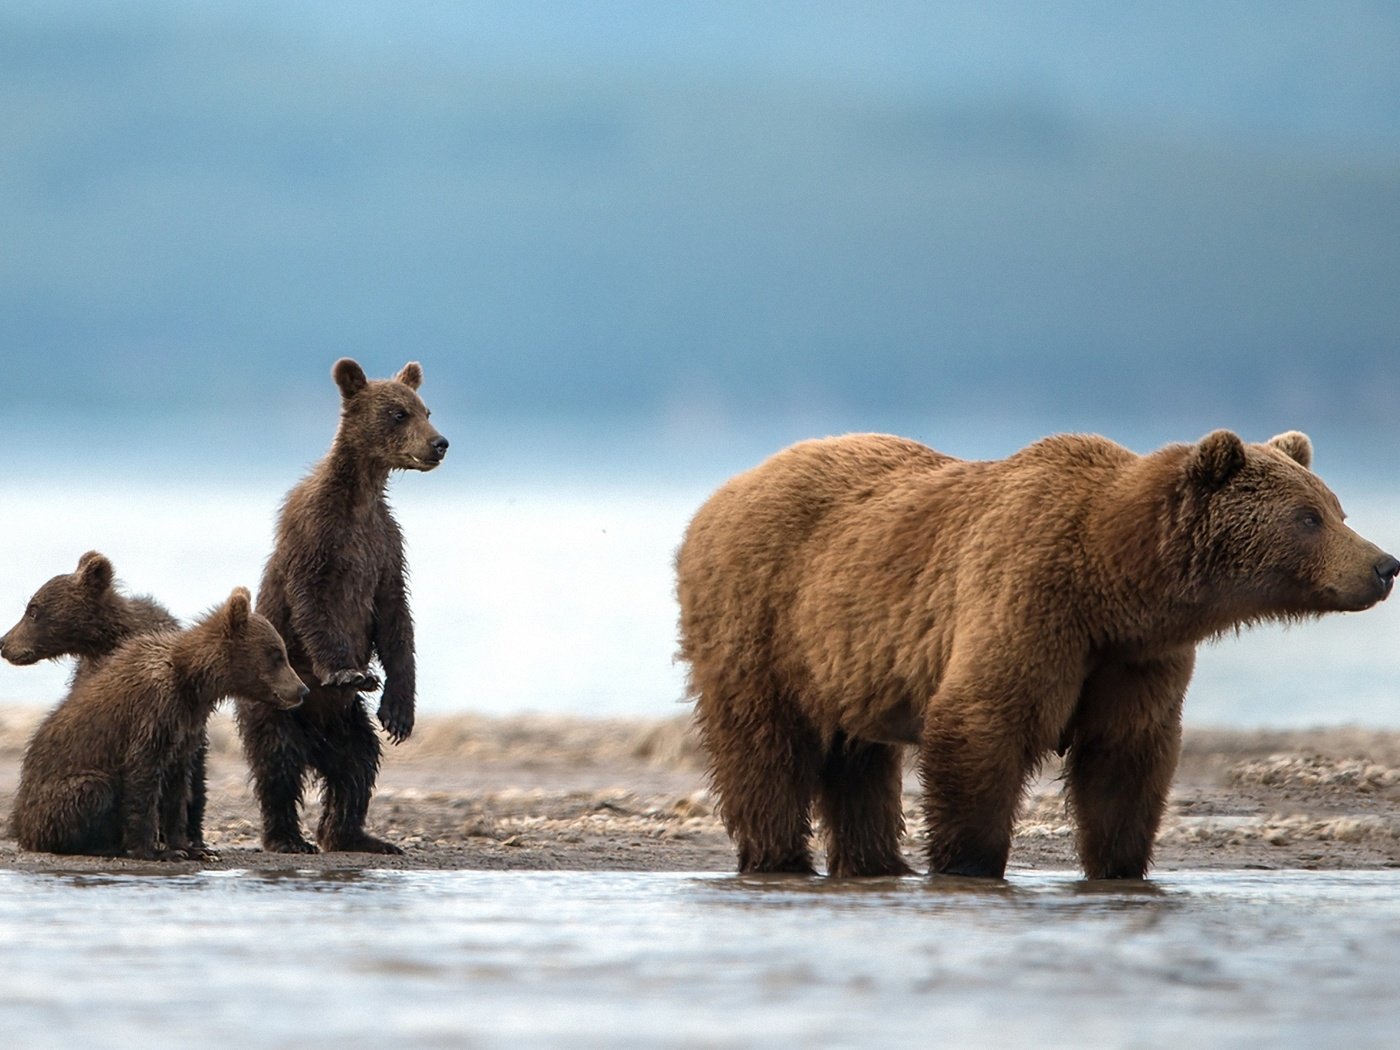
[395,361,423,390]
[1188,430,1247,491]
[1267,431,1313,470]
[223,587,252,634]
[76,551,114,592]
[333,358,368,400]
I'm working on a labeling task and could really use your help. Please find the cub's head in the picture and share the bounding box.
[216,588,308,710]
[1181,430,1399,619]
[0,551,120,665]
[332,358,449,472]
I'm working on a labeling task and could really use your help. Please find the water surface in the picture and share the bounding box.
[3,868,1399,1048]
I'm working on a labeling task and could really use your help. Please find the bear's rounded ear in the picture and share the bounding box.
[77,551,114,592]
[333,358,368,400]
[224,587,252,634]
[1188,430,1247,491]
[1267,431,1313,470]
[395,361,423,390]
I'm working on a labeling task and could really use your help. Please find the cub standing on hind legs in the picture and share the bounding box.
[12,587,306,859]
[0,551,218,857]
[238,358,448,854]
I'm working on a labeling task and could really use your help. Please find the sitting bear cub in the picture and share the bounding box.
[12,588,306,859]
[0,552,224,853]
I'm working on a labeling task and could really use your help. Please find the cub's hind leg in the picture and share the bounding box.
[16,773,121,856]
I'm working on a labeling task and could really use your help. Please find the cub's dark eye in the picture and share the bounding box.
[1298,510,1322,530]
[25,605,39,622]
[391,408,409,424]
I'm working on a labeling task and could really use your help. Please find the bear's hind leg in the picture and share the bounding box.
[313,700,401,855]
[17,774,120,856]
[237,702,317,853]
[818,735,913,877]
[695,688,821,875]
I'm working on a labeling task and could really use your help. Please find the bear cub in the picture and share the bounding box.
[0,552,219,854]
[676,430,1399,880]
[12,587,306,859]
[237,358,447,854]
[1,550,177,687]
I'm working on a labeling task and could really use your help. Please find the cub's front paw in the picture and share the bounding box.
[321,668,382,692]
[377,694,415,745]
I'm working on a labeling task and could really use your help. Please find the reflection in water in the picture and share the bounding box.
[1,869,1398,1048]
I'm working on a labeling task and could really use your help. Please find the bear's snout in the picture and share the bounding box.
[430,435,449,460]
[279,682,310,710]
[0,631,36,665]
[1375,554,1400,601]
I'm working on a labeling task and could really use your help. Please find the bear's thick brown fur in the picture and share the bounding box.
[236,358,447,854]
[676,430,1399,879]
[12,588,306,859]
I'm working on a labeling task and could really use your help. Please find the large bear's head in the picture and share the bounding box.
[1179,430,1398,619]
[0,551,119,665]
[331,358,449,472]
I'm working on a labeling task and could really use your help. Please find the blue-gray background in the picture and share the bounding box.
[6,1,1399,466]
[3,2,1398,723]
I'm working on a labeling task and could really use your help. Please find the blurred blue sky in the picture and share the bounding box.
[4,2,1399,472]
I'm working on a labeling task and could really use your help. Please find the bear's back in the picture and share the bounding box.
[23,632,179,778]
[677,434,955,671]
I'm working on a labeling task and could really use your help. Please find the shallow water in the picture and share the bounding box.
[3,868,1399,1049]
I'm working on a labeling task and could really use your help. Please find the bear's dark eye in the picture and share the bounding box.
[1298,510,1322,530]
[25,604,39,622]
[391,408,409,424]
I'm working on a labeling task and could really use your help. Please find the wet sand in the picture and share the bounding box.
[2,706,1399,875]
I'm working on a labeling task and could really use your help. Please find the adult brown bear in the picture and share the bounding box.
[675,430,1398,879]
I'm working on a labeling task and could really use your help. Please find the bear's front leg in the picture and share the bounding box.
[121,752,182,861]
[321,668,381,691]
[184,738,218,860]
[376,674,415,745]
[372,568,416,745]
[1063,655,1190,879]
[157,754,195,859]
[287,588,379,696]
[919,729,1028,879]
[919,669,1075,878]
